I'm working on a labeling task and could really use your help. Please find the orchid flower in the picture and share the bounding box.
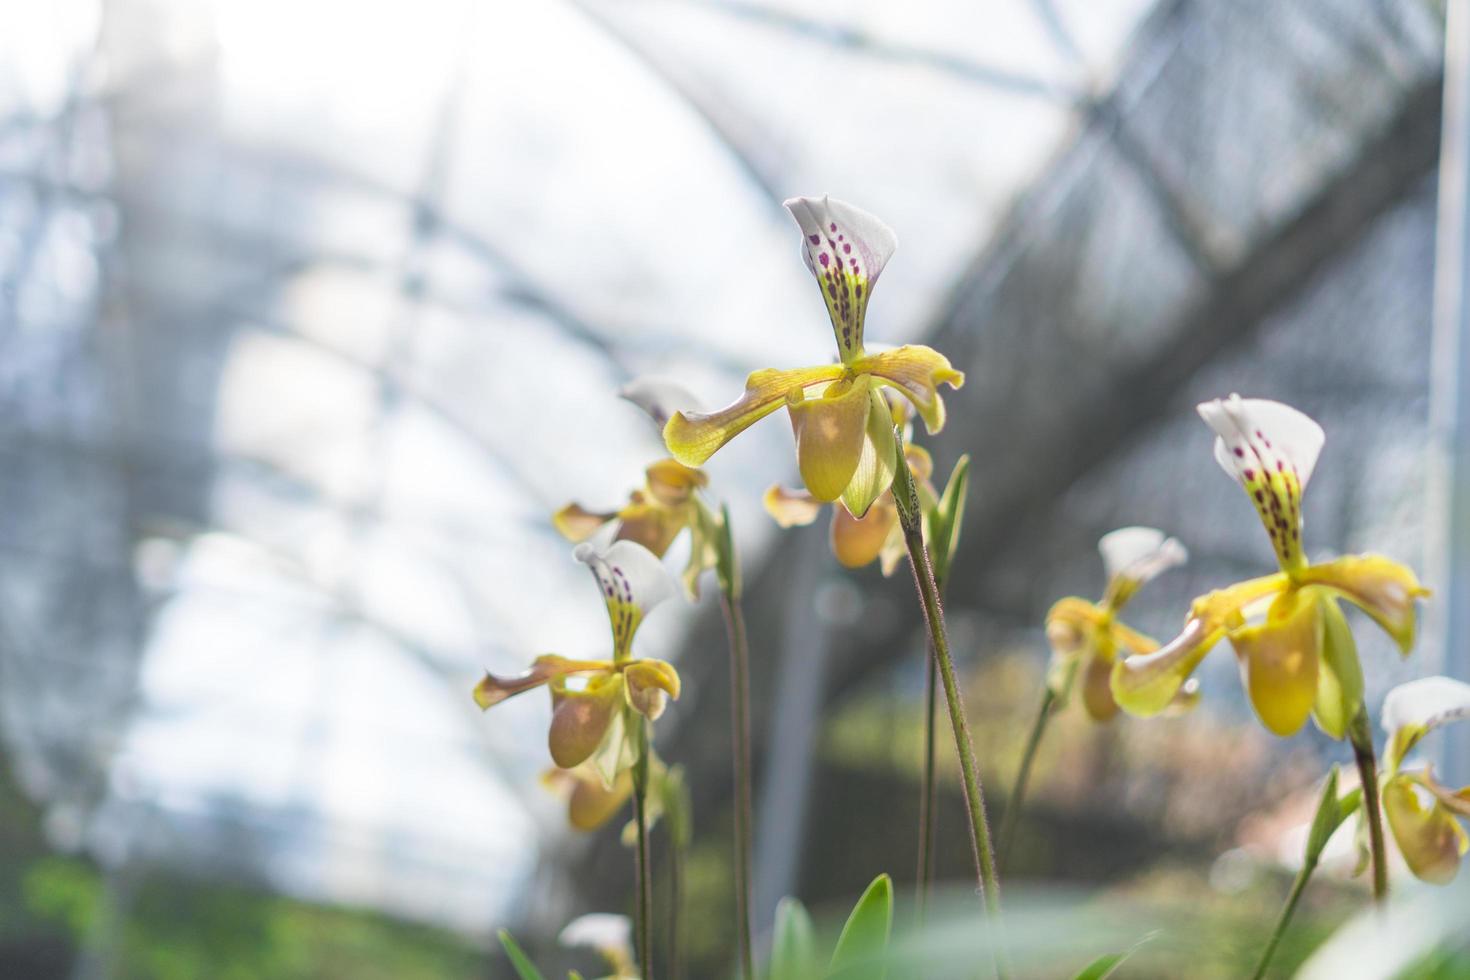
[554,457,721,599]
[1045,527,1191,722]
[663,196,965,520]
[1112,396,1429,738]
[560,913,639,979]
[473,540,680,786]
[762,393,940,575]
[1374,676,1470,883]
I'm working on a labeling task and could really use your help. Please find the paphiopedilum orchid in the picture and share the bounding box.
[554,458,721,598]
[1374,676,1470,883]
[1045,527,1191,722]
[559,913,638,979]
[762,393,939,575]
[473,539,680,786]
[1112,396,1429,738]
[663,196,964,520]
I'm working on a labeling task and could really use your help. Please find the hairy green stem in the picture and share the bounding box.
[1348,708,1388,903]
[718,591,755,980]
[892,433,1005,974]
[1250,857,1316,980]
[632,719,655,980]
[997,686,1056,873]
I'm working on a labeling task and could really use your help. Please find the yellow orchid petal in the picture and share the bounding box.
[473,654,608,710]
[644,459,707,507]
[878,520,907,577]
[852,345,965,434]
[785,196,897,363]
[1384,773,1468,884]
[1044,597,1107,659]
[1312,595,1362,740]
[763,485,823,528]
[575,539,677,660]
[840,388,897,518]
[830,496,897,569]
[542,767,634,832]
[552,503,617,543]
[1110,620,1161,657]
[623,659,681,721]
[1423,768,1470,818]
[788,375,872,502]
[1228,591,1321,737]
[1081,652,1120,722]
[663,364,846,467]
[1111,617,1220,718]
[904,443,934,482]
[1197,395,1324,571]
[680,499,721,600]
[1163,678,1203,716]
[613,501,683,559]
[1296,554,1429,655]
[549,672,624,769]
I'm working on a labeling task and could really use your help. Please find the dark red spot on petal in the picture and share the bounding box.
[819,253,829,267]
[1233,447,1245,458]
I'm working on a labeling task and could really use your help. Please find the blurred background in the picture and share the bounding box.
[2,0,1468,976]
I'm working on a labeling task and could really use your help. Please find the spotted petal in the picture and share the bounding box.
[1383,773,1468,884]
[1098,526,1187,608]
[1198,395,1324,570]
[575,539,677,659]
[1382,675,1470,771]
[788,375,872,501]
[853,345,965,434]
[785,195,897,363]
[1297,554,1428,655]
[473,654,609,710]
[664,364,846,467]
[548,671,624,769]
[1228,590,1321,737]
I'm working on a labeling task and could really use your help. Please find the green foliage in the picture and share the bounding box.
[1304,766,1353,867]
[826,874,892,980]
[767,897,816,980]
[498,929,547,980]
[927,453,970,589]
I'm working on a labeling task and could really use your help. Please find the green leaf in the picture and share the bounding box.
[827,874,892,979]
[1070,932,1156,979]
[1071,952,1127,980]
[927,454,970,588]
[1304,765,1351,864]
[497,929,546,980]
[769,896,817,980]
[716,503,741,599]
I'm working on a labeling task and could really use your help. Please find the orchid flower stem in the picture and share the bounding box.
[632,718,656,980]
[997,686,1057,874]
[915,651,939,921]
[1250,857,1317,980]
[718,587,755,980]
[667,830,685,980]
[1348,707,1388,904]
[892,431,1005,975]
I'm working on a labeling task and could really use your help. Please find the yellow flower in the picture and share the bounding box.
[663,196,964,518]
[1045,527,1191,722]
[554,457,721,598]
[762,393,939,574]
[1112,396,1429,738]
[473,540,681,785]
[559,913,639,979]
[1376,677,1470,883]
